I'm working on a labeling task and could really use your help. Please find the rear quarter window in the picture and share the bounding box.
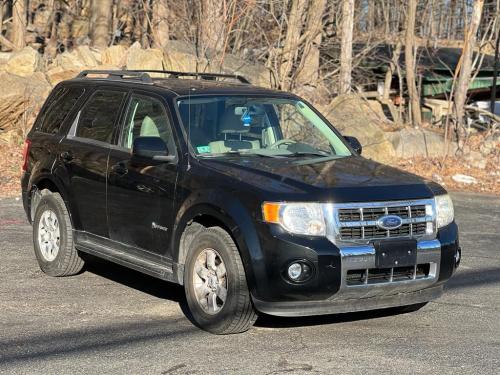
[38,87,85,134]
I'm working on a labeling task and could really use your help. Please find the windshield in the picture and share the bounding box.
[176,96,352,158]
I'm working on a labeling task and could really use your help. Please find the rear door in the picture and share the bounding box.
[59,88,128,237]
[107,91,178,258]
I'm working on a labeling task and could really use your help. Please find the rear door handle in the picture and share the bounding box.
[60,151,73,162]
[111,162,128,175]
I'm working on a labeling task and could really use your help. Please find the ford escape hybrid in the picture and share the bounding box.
[21,70,461,334]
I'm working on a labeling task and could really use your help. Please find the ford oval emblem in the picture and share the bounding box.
[377,215,403,230]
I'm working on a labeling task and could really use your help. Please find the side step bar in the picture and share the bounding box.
[74,232,177,283]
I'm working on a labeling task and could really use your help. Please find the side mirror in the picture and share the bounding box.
[132,136,175,162]
[344,136,362,155]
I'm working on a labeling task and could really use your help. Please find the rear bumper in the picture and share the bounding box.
[253,284,443,317]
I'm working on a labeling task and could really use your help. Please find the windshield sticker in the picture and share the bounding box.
[197,145,211,153]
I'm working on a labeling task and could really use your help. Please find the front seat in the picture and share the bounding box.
[209,106,260,153]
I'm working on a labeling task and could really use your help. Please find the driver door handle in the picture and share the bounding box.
[110,162,128,175]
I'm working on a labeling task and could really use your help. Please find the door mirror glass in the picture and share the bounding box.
[344,136,362,155]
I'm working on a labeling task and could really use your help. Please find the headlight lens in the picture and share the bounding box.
[262,202,326,236]
[435,194,454,228]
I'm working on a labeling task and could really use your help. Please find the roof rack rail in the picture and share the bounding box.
[127,70,250,84]
[76,70,154,84]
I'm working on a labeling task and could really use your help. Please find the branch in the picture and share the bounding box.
[0,34,18,51]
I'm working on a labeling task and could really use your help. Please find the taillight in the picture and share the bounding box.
[21,139,31,172]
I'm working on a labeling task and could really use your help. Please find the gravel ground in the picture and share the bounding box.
[0,192,499,375]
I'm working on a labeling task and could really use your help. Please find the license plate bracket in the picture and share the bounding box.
[374,239,417,268]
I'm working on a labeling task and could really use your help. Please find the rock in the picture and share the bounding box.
[480,138,498,156]
[162,40,273,87]
[0,72,51,137]
[464,151,487,169]
[101,45,128,67]
[432,173,444,184]
[452,174,478,184]
[45,66,80,86]
[54,51,85,71]
[126,42,164,73]
[4,47,42,77]
[74,45,99,67]
[386,128,458,158]
[319,95,396,163]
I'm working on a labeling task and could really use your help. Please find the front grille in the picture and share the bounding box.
[346,264,431,286]
[335,201,434,241]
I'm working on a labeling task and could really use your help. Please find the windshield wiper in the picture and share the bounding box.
[198,150,281,158]
[281,151,331,158]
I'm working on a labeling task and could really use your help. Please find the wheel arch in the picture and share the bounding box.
[172,192,264,293]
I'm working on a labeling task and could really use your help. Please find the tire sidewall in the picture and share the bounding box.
[184,230,244,333]
[33,194,72,273]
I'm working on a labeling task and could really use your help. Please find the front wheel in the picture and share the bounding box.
[184,226,258,334]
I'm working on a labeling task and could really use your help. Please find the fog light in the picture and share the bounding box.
[287,263,303,281]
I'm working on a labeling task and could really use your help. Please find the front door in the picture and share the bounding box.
[107,92,178,259]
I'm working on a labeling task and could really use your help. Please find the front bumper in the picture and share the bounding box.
[250,222,459,316]
[254,284,443,317]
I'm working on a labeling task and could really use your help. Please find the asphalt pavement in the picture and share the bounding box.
[0,192,499,374]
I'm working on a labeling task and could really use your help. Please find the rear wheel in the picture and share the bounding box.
[184,226,258,334]
[33,190,85,276]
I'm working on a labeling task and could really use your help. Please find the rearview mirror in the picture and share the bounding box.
[344,136,362,155]
[132,137,175,162]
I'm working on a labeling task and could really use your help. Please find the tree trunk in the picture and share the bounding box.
[453,0,484,134]
[339,0,354,94]
[383,41,402,100]
[152,0,169,48]
[296,0,327,85]
[279,0,307,90]
[12,0,26,49]
[405,0,422,127]
[91,0,113,50]
[199,0,225,56]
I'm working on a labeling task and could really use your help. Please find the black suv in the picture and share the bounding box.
[21,70,460,334]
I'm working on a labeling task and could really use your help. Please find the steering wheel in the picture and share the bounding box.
[269,139,297,149]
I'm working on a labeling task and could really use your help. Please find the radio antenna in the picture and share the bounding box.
[187,84,192,171]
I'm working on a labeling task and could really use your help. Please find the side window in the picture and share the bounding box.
[76,90,126,143]
[120,94,175,153]
[39,87,84,134]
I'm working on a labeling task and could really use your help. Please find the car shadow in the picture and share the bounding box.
[83,257,500,330]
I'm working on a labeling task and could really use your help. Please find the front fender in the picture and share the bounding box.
[172,189,265,295]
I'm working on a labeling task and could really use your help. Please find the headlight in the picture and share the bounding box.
[435,194,454,228]
[262,202,326,236]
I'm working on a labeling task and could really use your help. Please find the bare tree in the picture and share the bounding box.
[405,0,422,127]
[453,0,485,136]
[199,0,226,56]
[279,0,307,90]
[296,0,327,85]
[339,0,354,94]
[152,0,169,48]
[12,0,27,49]
[91,0,113,49]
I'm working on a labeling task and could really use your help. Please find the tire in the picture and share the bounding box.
[184,226,258,334]
[32,189,85,276]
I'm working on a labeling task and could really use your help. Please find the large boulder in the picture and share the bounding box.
[0,72,51,139]
[4,47,42,77]
[319,95,396,163]
[101,45,128,67]
[74,45,99,67]
[385,128,458,158]
[126,42,164,72]
[54,50,85,71]
[162,40,273,87]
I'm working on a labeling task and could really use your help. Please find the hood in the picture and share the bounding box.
[200,156,440,202]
